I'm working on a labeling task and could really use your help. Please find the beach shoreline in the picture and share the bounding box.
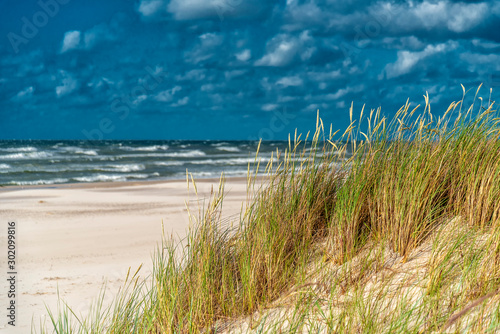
[0,177,249,332]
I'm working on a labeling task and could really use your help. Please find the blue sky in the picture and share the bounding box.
[1,0,499,140]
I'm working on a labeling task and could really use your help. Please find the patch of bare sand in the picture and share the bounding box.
[0,178,248,333]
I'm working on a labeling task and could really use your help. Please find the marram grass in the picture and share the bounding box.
[39,87,500,333]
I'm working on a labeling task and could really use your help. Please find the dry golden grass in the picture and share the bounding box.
[40,86,500,333]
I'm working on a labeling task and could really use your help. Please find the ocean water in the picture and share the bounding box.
[0,140,292,186]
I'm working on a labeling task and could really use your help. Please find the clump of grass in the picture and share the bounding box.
[40,85,500,333]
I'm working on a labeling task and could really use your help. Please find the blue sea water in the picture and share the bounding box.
[0,140,289,186]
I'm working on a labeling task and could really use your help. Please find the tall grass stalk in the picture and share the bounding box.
[41,88,500,333]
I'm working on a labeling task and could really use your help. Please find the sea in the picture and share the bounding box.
[0,140,291,186]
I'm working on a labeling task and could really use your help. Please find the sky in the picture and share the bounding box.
[0,0,499,140]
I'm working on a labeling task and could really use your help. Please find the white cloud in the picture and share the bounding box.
[155,86,182,102]
[320,1,492,36]
[175,69,206,81]
[83,23,117,50]
[276,76,303,87]
[166,0,266,20]
[385,41,458,79]
[168,0,215,20]
[200,33,224,48]
[282,1,326,31]
[235,49,251,62]
[460,53,500,71]
[324,85,364,101]
[60,30,81,53]
[60,20,120,53]
[255,34,300,67]
[201,84,215,92]
[368,0,490,34]
[55,70,78,97]
[11,86,34,102]
[255,32,314,67]
[137,0,267,20]
[326,88,349,101]
[472,39,500,50]
[171,96,189,107]
[261,104,279,111]
[411,1,488,33]
[185,33,224,64]
[137,0,165,17]
[133,95,148,106]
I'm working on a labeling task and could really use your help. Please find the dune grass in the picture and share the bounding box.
[39,86,500,333]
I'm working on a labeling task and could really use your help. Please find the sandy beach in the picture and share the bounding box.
[0,178,248,333]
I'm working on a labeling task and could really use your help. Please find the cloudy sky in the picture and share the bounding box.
[1,0,499,140]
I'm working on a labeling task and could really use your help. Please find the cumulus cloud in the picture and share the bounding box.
[364,0,491,35]
[385,41,459,79]
[235,49,251,62]
[472,39,500,50]
[137,0,165,18]
[307,0,494,39]
[175,69,207,81]
[460,52,500,71]
[168,0,221,20]
[410,1,488,33]
[11,86,34,102]
[255,32,314,67]
[155,86,182,102]
[171,96,189,107]
[55,70,79,97]
[59,19,121,54]
[83,23,119,50]
[276,76,303,87]
[184,33,224,64]
[60,30,81,53]
[136,0,269,20]
[323,85,364,101]
[282,0,327,31]
[224,70,247,80]
[261,103,279,111]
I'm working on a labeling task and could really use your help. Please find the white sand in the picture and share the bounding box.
[0,178,248,333]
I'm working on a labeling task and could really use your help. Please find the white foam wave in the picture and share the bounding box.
[154,161,184,167]
[120,145,169,152]
[60,147,98,156]
[0,151,53,160]
[216,146,241,152]
[9,178,69,186]
[76,150,98,156]
[123,150,206,158]
[180,170,248,178]
[163,150,205,157]
[0,164,11,169]
[0,146,37,152]
[190,157,269,166]
[72,173,150,183]
[101,164,146,172]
